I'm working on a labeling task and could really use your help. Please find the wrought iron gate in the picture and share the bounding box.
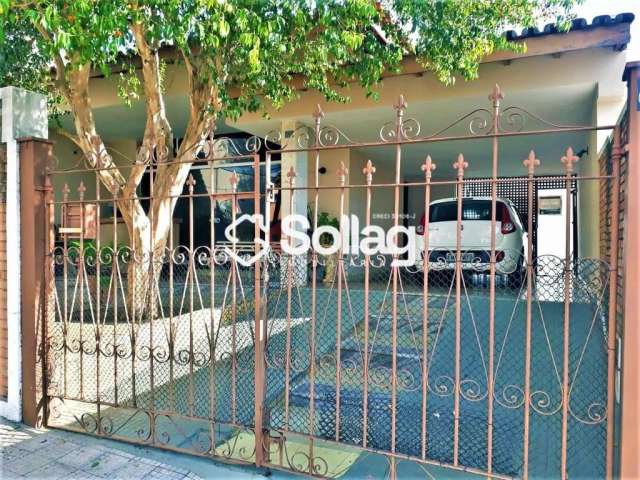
[44,87,623,479]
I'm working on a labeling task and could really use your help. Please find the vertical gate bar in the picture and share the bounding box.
[253,153,265,467]
[95,155,102,431]
[605,127,621,479]
[453,154,468,465]
[263,151,272,462]
[148,160,155,438]
[284,167,295,430]
[62,185,69,398]
[112,180,119,406]
[487,85,503,474]
[188,175,195,417]
[130,181,138,408]
[336,161,347,441]
[522,151,540,479]
[79,181,86,401]
[390,456,397,480]
[421,156,435,460]
[44,173,54,426]
[309,107,323,464]
[169,184,175,413]
[560,147,579,480]
[230,173,238,423]
[362,159,375,448]
[209,152,217,455]
[390,96,406,456]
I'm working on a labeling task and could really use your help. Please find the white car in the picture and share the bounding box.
[415,197,527,284]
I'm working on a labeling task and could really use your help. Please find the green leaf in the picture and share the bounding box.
[218,18,229,38]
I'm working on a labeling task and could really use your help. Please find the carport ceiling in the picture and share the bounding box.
[240,83,596,178]
[55,82,595,178]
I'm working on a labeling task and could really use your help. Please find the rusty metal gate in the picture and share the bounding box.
[44,86,623,479]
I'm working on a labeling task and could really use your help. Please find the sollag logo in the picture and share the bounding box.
[224,214,417,267]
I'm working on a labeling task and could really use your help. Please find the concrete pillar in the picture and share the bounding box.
[0,87,48,423]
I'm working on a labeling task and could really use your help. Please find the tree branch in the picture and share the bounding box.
[123,21,175,201]
[55,127,82,149]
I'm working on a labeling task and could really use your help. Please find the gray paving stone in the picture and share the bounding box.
[0,470,26,479]
[0,431,37,449]
[28,460,80,479]
[34,437,81,459]
[57,446,106,469]
[12,435,52,452]
[1,445,30,462]
[66,472,103,480]
[111,459,157,479]
[3,451,53,475]
[81,452,131,477]
[0,418,253,480]
[146,466,188,480]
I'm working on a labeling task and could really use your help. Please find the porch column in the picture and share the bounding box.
[620,63,640,479]
[280,120,308,286]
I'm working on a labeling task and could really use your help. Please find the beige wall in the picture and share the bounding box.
[348,149,399,232]
[306,148,403,232]
[307,148,351,222]
[580,97,600,259]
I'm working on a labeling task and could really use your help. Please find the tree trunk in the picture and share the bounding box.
[63,48,217,323]
[123,200,173,321]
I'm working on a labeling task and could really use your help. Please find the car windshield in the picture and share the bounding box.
[429,200,503,222]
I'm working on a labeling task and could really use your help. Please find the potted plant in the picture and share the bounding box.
[308,209,340,283]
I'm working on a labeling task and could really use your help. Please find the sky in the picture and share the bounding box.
[575,0,640,61]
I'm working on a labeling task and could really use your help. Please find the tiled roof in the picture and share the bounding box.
[505,13,635,42]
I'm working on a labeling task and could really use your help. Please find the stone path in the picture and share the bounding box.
[0,417,265,480]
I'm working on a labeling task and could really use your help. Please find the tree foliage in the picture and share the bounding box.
[0,0,579,314]
[0,0,579,243]
[2,1,579,109]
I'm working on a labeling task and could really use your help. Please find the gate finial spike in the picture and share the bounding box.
[312,104,324,121]
[489,84,504,104]
[523,150,541,175]
[78,181,86,199]
[561,147,579,174]
[421,155,436,179]
[337,161,348,186]
[286,166,296,187]
[229,171,238,192]
[394,94,407,113]
[363,159,376,185]
[187,173,196,194]
[453,153,468,178]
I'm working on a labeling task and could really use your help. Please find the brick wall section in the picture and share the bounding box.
[0,143,7,400]
[599,109,629,477]
[599,110,628,335]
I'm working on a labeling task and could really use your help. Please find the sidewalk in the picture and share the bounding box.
[0,417,267,479]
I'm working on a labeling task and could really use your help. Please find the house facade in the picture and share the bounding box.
[49,14,634,259]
